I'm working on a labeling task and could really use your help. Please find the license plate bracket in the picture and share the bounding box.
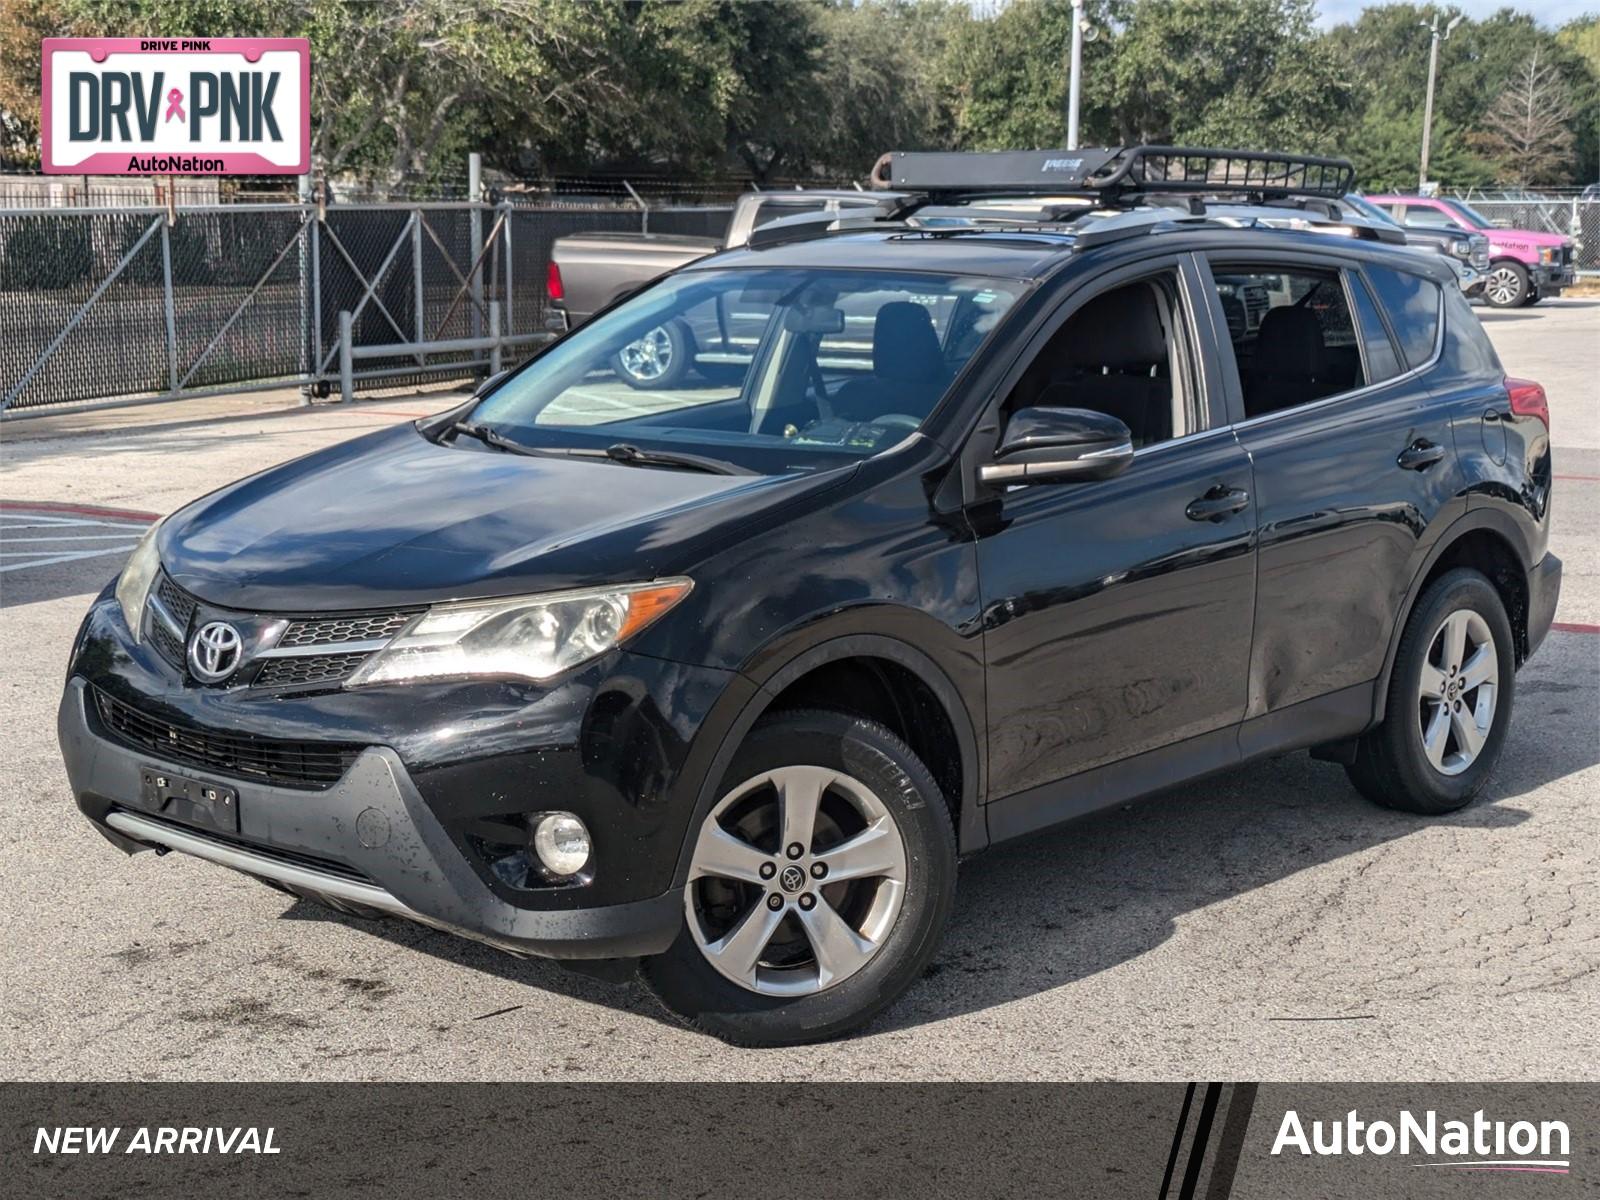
[139,768,239,834]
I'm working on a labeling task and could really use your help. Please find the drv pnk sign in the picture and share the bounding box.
[42,38,309,175]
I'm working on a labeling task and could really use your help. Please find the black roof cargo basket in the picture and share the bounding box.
[872,146,1356,205]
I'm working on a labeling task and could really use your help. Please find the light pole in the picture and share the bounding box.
[1065,0,1097,151]
[1418,11,1463,192]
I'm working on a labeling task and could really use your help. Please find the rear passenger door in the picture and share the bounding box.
[1197,253,1461,734]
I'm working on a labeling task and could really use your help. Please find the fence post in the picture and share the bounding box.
[469,152,484,344]
[412,209,425,345]
[502,202,515,338]
[298,172,312,403]
[160,216,179,395]
[312,176,325,394]
[339,309,354,403]
[623,179,649,235]
[489,300,502,376]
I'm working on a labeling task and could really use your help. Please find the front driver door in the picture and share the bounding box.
[972,256,1257,814]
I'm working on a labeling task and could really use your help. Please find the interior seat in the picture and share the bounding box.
[831,302,947,422]
[1032,284,1172,447]
[1246,306,1328,416]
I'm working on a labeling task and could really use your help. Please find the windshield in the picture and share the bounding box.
[1441,199,1494,228]
[470,268,1021,475]
[1342,194,1399,227]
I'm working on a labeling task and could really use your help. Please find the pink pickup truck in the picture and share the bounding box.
[1368,194,1577,308]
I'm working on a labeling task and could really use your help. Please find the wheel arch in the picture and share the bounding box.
[1373,509,1534,724]
[670,630,987,889]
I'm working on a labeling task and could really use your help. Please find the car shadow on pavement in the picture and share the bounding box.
[270,720,1600,1041]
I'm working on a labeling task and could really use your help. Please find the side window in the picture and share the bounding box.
[1207,263,1366,419]
[1003,272,1195,449]
[1400,205,1461,230]
[1363,264,1442,370]
[1347,271,1403,383]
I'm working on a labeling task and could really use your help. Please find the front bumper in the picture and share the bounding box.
[59,678,685,959]
[1525,552,1562,661]
[1531,262,1576,292]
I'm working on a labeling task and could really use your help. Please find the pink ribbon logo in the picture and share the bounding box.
[164,87,185,123]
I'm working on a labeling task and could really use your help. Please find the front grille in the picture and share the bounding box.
[277,611,417,648]
[255,652,372,689]
[155,574,197,629]
[92,688,362,790]
[149,614,186,667]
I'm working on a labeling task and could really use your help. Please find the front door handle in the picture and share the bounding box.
[1186,486,1250,522]
[1397,439,1446,471]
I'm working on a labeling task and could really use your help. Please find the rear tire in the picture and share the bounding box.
[643,709,956,1046]
[613,319,692,389]
[1345,569,1516,814]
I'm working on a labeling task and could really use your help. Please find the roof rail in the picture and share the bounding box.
[870,145,1356,205]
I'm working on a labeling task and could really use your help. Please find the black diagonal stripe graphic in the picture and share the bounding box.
[1204,1083,1259,1200]
[1178,1083,1225,1199]
[1160,1083,1198,1199]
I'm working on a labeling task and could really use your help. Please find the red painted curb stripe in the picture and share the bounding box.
[1554,474,1600,482]
[1551,622,1600,634]
[0,499,158,521]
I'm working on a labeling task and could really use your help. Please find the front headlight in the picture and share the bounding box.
[346,578,693,687]
[113,517,164,642]
[1450,239,1471,258]
[1540,247,1556,264]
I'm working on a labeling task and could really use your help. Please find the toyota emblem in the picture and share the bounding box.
[187,621,244,682]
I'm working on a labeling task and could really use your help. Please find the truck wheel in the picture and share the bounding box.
[1345,569,1516,815]
[613,320,691,389]
[643,709,956,1047]
[1483,261,1528,308]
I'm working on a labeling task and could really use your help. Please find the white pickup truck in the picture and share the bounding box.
[547,190,905,388]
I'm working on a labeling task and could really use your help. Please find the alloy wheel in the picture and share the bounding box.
[1416,608,1499,777]
[685,765,908,997]
[618,325,674,382]
[1484,266,1522,307]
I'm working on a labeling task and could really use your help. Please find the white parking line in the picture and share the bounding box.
[0,510,147,574]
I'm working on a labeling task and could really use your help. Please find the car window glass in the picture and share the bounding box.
[1347,271,1403,383]
[1401,206,1461,230]
[1206,264,1366,419]
[472,268,1020,475]
[1001,272,1192,450]
[1363,264,1442,370]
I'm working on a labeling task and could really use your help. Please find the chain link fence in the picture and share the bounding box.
[1,197,733,415]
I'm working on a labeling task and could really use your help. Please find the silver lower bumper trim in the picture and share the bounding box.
[105,810,418,921]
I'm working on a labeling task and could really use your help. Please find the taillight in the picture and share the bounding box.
[1505,377,1549,430]
[546,262,564,303]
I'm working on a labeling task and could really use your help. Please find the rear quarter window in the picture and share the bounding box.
[1363,263,1442,370]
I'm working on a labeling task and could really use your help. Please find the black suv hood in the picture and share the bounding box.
[160,423,849,612]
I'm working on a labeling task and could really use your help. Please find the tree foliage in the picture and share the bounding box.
[0,0,1594,189]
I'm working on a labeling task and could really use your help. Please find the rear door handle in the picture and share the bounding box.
[1397,439,1446,471]
[1186,486,1250,522]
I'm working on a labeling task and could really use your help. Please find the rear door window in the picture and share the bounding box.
[1206,264,1367,419]
[1347,272,1404,383]
[1363,264,1442,370]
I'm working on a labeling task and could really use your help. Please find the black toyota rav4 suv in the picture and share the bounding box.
[60,148,1560,1046]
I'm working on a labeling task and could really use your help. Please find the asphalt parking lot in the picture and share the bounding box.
[2,300,1596,1082]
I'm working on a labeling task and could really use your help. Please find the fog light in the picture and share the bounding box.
[532,812,591,878]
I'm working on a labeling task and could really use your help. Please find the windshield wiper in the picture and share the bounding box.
[586,443,754,476]
[450,420,546,457]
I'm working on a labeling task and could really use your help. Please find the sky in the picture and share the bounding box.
[1313,0,1595,27]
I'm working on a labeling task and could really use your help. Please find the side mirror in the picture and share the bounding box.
[979,406,1134,486]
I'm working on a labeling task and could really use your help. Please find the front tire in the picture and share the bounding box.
[1345,569,1516,814]
[1483,261,1529,308]
[643,709,956,1046]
